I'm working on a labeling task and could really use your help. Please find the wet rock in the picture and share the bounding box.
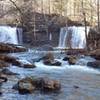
[0,43,27,53]
[63,56,69,61]
[0,55,36,68]
[87,60,100,68]
[42,52,61,66]
[68,56,77,65]
[0,55,19,66]
[15,59,36,68]
[32,77,61,92]
[73,85,79,89]
[13,77,61,94]
[1,69,19,75]
[0,76,8,83]
[89,49,100,60]
[15,77,35,94]
[43,60,61,66]
[43,52,54,61]
[0,60,9,68]
[42,78,61,92]
[12,83,19,90]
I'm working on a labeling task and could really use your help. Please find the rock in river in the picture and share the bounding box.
[13,77,61,94]
[1,68,19,75]
[87,60,100,68]
[68,56,77,65]
[43,60,62,66]
[0,43,27,53]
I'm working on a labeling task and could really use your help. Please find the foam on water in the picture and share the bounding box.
[34,60,100,74]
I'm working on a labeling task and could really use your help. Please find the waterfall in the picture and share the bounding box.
[0,26,23,44]
[58,26,90,49]
[58,27,68,48]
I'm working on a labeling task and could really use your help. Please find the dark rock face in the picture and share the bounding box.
[89,49,100,60]
[0,43,27,53]
[13,77,61,94]
[87,61,100,68]
[88,29,100,50]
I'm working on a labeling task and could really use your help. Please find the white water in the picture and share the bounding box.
[58,26,90,49]
[0,26,23,44]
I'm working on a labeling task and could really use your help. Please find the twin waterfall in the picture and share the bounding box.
[58,26,90,49]
[0,26,22,44]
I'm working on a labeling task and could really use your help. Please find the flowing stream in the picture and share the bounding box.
[0,51,100,100]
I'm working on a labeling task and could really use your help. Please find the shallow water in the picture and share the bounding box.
[0,52,100,100]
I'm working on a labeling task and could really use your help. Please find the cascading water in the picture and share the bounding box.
[0,26,23,44]
[58,26,90,49]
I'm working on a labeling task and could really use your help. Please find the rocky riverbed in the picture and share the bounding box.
[0,44,100,100]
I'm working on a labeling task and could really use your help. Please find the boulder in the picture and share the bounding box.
[87,60,100,68]
[0,43,27,53]
[14,77,35,94]
[0,55,36,68]
[42,52,54,61]
[0,55,20,65]
[42,78,61,92]
[68,56,77,65]
[13,77,61,94]
[42,52,61,66]
[31,77,61,92]
[43,60,61,66]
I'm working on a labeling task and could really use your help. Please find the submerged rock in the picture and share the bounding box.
[13,77,61,94]
[87,60,100,68]
[1,69,19,75]
[73,85,80,89]
[0,76,8,83]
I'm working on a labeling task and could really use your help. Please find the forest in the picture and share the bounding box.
[0,0,100,100]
